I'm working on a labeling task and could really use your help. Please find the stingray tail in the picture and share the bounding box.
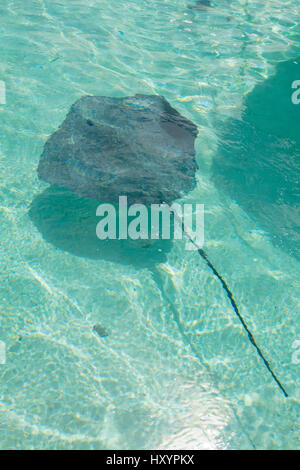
[197,247,288,398]
[172,209,288,398]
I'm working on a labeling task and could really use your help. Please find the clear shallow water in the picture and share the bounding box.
[0,0,299,449]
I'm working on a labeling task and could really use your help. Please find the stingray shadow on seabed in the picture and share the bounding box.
[28,186,174,269]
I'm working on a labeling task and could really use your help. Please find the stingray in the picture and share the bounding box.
[38,94,198,206]
[34,93,288,397]
[213,58,300,260]
[29,186,173,268]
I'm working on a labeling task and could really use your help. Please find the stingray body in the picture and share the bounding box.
[213,58,300,259]
[38,94,198,205]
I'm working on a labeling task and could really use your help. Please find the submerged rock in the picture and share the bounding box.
[93,323,109,338]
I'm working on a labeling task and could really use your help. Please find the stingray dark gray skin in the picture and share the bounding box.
[38,94,198,206]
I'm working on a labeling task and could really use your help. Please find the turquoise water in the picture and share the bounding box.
[0,0,299,449]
